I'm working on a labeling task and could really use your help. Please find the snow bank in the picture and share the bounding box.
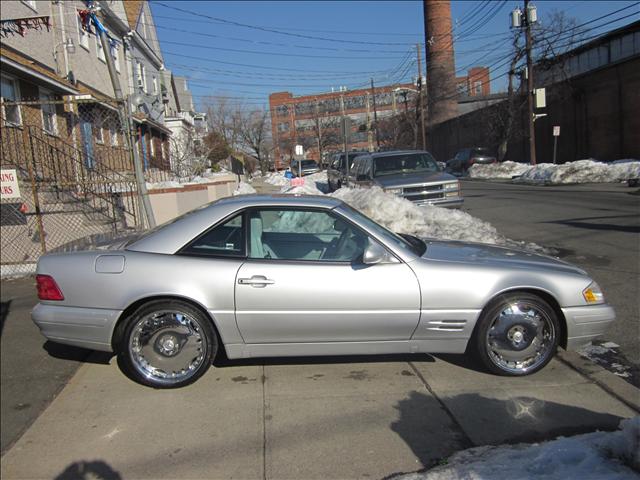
[281,171,329,195]
[516,159,640,185]
[264,171,292,187]
[469,159,640,184]
[469,161,533,179]
[399,416,640,480]
[233,182,257,195]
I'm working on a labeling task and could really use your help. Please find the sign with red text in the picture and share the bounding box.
[1,169,21,199]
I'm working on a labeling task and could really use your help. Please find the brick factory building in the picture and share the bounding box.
[456,66,491,97]
[269,83,415,169]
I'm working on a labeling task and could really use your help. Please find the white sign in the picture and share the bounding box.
[295,144,304,156]
[553,126,561,137]
[0,169,21,199]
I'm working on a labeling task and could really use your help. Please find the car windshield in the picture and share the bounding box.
[336,203,426,257]
[373,153,439,177]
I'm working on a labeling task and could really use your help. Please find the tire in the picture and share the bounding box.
[117,300,217,388]
[474,293,559,376]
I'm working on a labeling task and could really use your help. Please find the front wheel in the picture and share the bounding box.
[474,293,559,376]
[118,300,217,388]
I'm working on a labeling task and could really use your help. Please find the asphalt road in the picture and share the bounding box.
[460,180,640,367]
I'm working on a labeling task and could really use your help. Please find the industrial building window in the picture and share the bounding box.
[39,88,57,135]
[1,75,22,126]
[474,81,483,95]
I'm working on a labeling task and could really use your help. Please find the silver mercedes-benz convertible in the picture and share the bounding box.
[33,194,615,388]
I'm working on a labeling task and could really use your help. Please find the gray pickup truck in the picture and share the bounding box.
[348,150,463,208]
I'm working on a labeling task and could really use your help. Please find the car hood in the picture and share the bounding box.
[374,171,456,187]
[421,240,587,276]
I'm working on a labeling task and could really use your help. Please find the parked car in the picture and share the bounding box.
[327,151,367,191]
[32,194,614,388]
[291,160,320,177]
[447,147,497,176]
[348,150,463,208]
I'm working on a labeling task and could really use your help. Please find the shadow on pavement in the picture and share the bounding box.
[390,391,626,475]
[43,341,113,365]
[213,351,436,368]
[54,460,122,480]
[0,300,10,338]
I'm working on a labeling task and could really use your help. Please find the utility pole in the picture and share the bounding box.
[416,43,426,150]
[94,12,156,228]
[370,78,380,149]
[340,93,350,186]
[524,0,537,165]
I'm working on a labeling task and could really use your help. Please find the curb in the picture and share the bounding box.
[557,350,640,413]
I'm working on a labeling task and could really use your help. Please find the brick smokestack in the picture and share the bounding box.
[424,0,457,125]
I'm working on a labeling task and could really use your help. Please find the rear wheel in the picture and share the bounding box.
[118,300,217,388]
[475,293,559,376]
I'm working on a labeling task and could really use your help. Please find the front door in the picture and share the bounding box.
[234,208,421,344]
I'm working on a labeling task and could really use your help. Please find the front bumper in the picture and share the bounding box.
[32,303,121,352]
[562,304,616,350]
[413,197,464,208]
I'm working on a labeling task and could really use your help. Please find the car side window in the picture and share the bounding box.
[180,214,245,257]
[248,209,369,262]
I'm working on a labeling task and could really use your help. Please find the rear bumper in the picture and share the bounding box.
[32,303,121,352]
[562,304,616,350]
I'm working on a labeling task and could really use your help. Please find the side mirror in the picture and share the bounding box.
[363,240,398,265]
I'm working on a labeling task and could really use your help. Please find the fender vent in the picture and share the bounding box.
[426,319,467,332]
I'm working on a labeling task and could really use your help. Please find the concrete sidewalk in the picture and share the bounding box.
[2,351,637,479]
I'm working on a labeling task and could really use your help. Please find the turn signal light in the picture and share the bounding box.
[36,274,64,301]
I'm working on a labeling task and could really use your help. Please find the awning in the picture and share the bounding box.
[1,55,78,95]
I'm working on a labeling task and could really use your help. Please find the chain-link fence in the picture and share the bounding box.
[0,98,172,276]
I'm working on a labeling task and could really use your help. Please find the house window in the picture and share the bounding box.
[109,121,118,146]
[149,136,156,157]
[39,88,57,135]
[139,10,147,39]
[1,75,22,125]
[77,14,89,50]
[110,42,120,72]
[136,62,146,92]
[95,116,104,144]
[152,75,158,95]
[97,36,106,62]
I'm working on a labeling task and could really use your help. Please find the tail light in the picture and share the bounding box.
[36,274,64,301]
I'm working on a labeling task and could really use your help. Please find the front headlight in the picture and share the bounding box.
[444,181,459,190]
[583,281,605,304]
[384,188,402,196]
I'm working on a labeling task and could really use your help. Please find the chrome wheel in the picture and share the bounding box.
[485,299,556,374]
[128,309,208,386]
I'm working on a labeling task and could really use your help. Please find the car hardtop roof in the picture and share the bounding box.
[214,193,343,209]
[368,150,433,158]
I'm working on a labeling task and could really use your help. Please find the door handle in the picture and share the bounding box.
[238,275,275,287]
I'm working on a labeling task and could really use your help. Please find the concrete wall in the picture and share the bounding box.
[147,175,238,225]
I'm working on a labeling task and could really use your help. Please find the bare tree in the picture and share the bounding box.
[202,97,243,151]
[239,109,272,175]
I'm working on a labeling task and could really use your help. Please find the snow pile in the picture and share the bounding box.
[146,180,183,190]
[264,171,292,187]
[331,187,508,245]
[515,159,640,185]
[399,417,640,480]
[281,171,330,195]
[233,182,257,195]
[468,159,640,184]
[469,161,533,179]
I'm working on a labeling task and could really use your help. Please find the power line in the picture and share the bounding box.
[152,1,416,46]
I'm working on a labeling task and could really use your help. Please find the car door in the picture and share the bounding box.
[234,207,421,344]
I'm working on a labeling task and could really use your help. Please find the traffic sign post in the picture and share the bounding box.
[552,126,560,164]
[295,144,304,177]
